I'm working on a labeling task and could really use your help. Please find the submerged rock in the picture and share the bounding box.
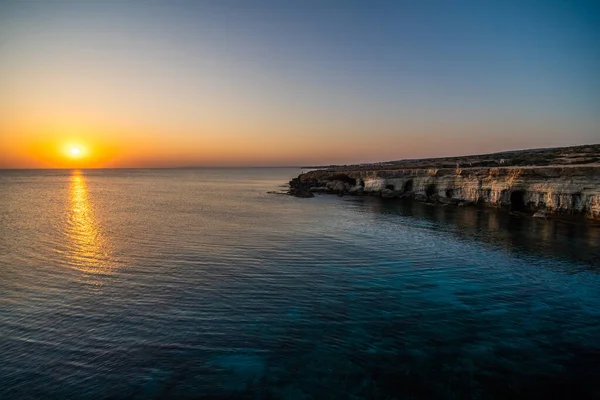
[437,196,461,205]
[414,194,428,202]
[533,211,548,219]
[380,189,396,199]
[289,188,314,198]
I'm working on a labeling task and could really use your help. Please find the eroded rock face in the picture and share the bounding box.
[287,177,317,198]
[290,167,600,219]
[326,180,351,192]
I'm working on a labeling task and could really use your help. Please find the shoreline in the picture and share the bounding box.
[287,164,600,221]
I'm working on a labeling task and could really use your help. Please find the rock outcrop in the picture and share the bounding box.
[288,166,600,220]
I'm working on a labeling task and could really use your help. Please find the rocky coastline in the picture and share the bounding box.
[287,145,600,220]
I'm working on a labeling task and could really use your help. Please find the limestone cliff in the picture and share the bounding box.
[289,166,600,220]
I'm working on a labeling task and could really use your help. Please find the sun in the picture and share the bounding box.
[65,144,86,160]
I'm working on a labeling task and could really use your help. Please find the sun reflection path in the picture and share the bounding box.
[68,171,112,284]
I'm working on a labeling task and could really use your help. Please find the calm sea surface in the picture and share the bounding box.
[1,168,599,399]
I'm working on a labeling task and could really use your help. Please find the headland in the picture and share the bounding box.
[288,144,600,220]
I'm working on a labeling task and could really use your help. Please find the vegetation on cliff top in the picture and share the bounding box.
[304,144,600,171]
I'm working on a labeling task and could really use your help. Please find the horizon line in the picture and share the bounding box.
[3,142,598,171]
[0,166,309,171]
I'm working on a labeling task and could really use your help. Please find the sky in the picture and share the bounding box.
[1,0,599,168]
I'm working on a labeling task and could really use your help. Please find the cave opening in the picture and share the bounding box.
[385,184,395,191]
[425,184,436,197]
[572,193,581,208]
[445,188,454,198]
[510,190,526,211]
[403,180,413,192]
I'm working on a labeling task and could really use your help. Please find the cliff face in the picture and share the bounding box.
[291,166,600,220]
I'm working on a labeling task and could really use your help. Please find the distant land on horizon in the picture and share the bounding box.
[302,143,600,171]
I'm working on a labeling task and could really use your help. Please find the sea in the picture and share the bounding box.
[1,168,599,399]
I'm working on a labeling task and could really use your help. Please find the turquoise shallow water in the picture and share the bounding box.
[1,168,599,399]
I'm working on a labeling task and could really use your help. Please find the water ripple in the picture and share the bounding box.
[1,168,599,399]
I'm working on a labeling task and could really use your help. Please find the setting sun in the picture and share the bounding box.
[60,142,92,164]
[65,144,86,159]
[18,136,119,168]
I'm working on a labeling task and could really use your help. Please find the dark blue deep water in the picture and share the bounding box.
[1,168,599,399]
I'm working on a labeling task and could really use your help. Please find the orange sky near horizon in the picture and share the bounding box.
[3,117,594,169]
